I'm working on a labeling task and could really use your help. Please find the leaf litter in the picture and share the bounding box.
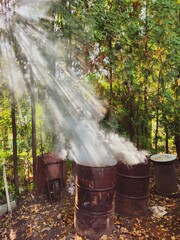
[0,174,179,240]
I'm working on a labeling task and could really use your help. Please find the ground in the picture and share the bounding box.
[0,170,179,240]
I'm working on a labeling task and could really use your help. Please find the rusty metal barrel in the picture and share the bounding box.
[74,163,117,240]
[36,153,66,194]
[115,160,150,217]
[150,154,179,197]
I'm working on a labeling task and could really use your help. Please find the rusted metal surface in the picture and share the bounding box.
[74,163,117,240]
[36,155,46,194]
[150,154,178,197]
[115,161,150,217]
[44,161,63,181]
[36,153,66,194]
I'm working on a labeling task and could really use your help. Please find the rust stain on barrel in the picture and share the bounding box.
[74,163,116,240]
[36,153,66,194]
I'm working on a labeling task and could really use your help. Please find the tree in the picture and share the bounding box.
[10,91,19,194]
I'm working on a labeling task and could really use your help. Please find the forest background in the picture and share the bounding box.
[0,0,179,201]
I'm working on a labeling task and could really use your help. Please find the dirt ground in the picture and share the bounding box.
[0,167,179,240]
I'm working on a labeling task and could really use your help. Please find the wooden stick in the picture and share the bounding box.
[3,163,12,213]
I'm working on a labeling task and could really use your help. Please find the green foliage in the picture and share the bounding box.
[60,0,180,152]
[0,164,5,203]
[0,163,16,204]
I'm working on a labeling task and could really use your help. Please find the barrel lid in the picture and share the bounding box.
[150,154,176,162]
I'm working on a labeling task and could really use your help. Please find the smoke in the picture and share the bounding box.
[0,36,26,97]
[14,0,52,22]
[107,133,149,165]
[0,0,149,167]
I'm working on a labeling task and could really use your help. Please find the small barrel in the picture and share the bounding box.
[115,161,150,217]
[36,153,66,194]
[150,154,178,197]
[74,163,117,240]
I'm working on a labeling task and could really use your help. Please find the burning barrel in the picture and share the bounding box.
[115,160,150,217]
[150,154,179,197]
[74,163,117,240]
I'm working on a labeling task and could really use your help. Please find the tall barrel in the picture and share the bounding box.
[74,163,117,240]
[115,161,150,217]
[150,154,178,197]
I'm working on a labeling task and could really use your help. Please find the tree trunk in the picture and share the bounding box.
[154,66,161,153]
[108,37,113,107]
[175,134,180,160]
[30,69,37,191]
[136,98,140,148]
[174,73,180,160]
[155,107,159,153]
[165,126,169,153]
[143,2,151,147]
[67,0,72,67]
[10,92,19,194]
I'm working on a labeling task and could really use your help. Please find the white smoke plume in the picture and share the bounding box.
[0,0,149,167]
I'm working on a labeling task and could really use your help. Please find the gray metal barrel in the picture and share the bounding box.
[115,160,150,217]
[74,163,117,240]
[150,154,179,197]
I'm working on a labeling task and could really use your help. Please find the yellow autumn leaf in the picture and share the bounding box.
[73,235,84,240]
[99,235,108,240]
[61,236,66,240]
[121,227,128,234]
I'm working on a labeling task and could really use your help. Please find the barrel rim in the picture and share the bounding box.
[75,206,114,216]
[117,172,150,179]
[150,153,176,162]
[116,192,150,200]
[76,183,116,192]
[75,163,117,169]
